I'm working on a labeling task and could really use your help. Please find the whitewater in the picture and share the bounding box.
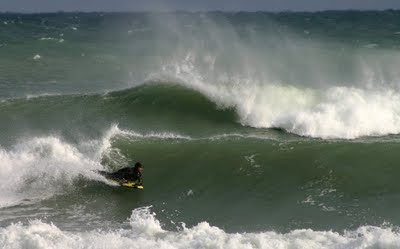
[2,207,400,249]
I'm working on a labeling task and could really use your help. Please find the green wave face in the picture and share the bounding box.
[4,128,396,233]
[110,137,400,232]
[0,83,241,143]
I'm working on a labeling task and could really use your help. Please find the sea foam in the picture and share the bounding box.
[0,136,103,208]
[0,125,128,208]
[1,207,399,249]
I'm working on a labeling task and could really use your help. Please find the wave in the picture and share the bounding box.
[143,52,400,139]
[4,12,400,139]
[134,11,400,139]
[1,207,399,249]
[5,80,400,139]
[0,124,201,209]
[0,127,122,208]
[125,77,400,139]
[0,122,277,209]
[107,83,237,122]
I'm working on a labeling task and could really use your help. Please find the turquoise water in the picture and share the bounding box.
[2,11,400,248]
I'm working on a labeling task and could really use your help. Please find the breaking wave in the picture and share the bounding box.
[1,207,399,249]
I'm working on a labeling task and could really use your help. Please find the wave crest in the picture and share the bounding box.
[150,53,400,139]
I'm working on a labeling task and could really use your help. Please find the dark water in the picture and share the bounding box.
[1,11,400,249]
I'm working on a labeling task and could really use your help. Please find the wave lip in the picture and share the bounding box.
[1,207,400,249]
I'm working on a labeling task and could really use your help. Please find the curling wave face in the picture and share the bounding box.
[3,81,400,139]
[148,68,400,139]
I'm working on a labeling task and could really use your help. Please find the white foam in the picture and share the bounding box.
[39,37,57,41]
[109,125,281,142]
[25,93,61,99]
[1,207,399,249]
[0,125,129,208]
[39,37,64,43]
[364,43,379,48]
[98,124,281,144]
[0,137,104,208]
[110,124,192,140]
[152,54,400,139]
[273,87,400,139]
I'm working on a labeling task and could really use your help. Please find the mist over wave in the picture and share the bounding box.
[143,51,400,139]
[138,12,400,139]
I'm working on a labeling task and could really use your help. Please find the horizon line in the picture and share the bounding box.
[1,8,400,15]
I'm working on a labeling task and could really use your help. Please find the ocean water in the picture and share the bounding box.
[1,11,400,248]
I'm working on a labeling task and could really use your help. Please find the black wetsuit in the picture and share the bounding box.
[99,167,143,185]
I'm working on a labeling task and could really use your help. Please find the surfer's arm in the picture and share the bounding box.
[134,176,143,186]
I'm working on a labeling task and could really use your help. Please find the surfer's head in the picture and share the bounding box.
[134,162,144,173]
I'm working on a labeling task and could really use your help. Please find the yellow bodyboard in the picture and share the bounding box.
[110,179,143,189]
[121,182,144,189]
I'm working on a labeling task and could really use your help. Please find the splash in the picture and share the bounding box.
[1,207,399,249]
[0,125,127,208]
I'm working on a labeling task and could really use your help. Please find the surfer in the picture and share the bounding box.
[99,162,144,186]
